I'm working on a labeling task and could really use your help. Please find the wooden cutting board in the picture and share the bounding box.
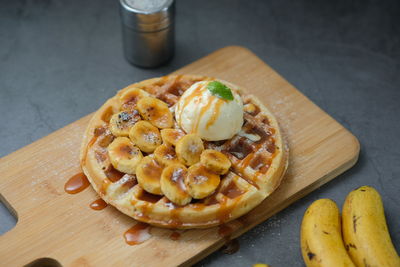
[0,46,359,267]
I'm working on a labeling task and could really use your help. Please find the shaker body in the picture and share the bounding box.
[119,0,175,68]
[122,24,174,68]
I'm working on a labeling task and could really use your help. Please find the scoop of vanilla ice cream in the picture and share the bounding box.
[175,81,244,141]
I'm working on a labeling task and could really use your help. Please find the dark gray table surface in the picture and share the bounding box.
[1,0,399,266]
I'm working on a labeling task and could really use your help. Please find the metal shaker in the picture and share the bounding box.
[119,0,175,68]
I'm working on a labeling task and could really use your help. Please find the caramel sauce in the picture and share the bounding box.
[221,182,245,199]
[218,224,234,237]
[189,203,207,211]
[142,159,163,183]
[178,83,204,125]
[81,126,106,165]
[121,91,142,111]
[104,167,125,182]
[90,198,108,210]
[94,126,106,136]
[221,239,240,254]
[137,190,162,203]
[170,207,183,228]
[192,97,213,133]
[206,99,223,129]
[64,173,90,194]
[216,195,242,223]
[123,222,151,245]
[164,201,183,227]
[122,177,137,189]
[249,153,270,174]
[169,231,181,241]
[118,144,133,158]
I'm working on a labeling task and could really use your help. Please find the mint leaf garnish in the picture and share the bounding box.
[207,81,234,101]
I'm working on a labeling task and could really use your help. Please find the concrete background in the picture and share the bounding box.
[0,0,399,266]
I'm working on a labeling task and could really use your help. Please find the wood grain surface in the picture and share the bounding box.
[0,46,359,267]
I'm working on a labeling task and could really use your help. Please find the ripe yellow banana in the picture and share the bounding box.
[342,186,400,267]
[301,199,355,267]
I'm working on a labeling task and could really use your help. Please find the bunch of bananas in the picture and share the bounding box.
[301,186,400,267]
[106,88,232,205]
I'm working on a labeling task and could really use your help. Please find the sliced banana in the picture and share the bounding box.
[200,149,231,175]
[136,156,164,195]
[109,110,141,137]
[175,134,204,166]
[119,87,149,111]
[129,120,162,153]
[160,163,192,205]
[185,163,220,199]
[137,96,173,129]
[154,144,179,166]
[160,128,185,146]
[107,137,143,174]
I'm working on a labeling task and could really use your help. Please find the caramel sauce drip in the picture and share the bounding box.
[169,231,181,241]
[192,97,214,133]
[89,198,108,210]
[178,83,204,125]
[218,224,240,254]
[164,201,183,227]
[81,126,106,165]
[64,173,90,194]
[221,239,240,254]
[218,224,234,237]
[123,222,151,245]
[206,99,223,129]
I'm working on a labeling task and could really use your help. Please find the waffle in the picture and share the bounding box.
[80,75,288,229]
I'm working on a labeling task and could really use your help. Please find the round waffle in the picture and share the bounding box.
[80,75,288,229]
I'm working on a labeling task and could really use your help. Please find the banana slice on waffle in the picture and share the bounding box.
[81,75,288,229]
[200,149,231,175]
[136,155,164,195]
[185,163,220,199]
[137,97,173,129]
[107,137,143,174]
[161,128,185,146]
[154,144,180,166]
[160,163,192,205]
[119,87,149,111]
[176,134,204,166]
[129,120,162,153]
[109,111,141,137]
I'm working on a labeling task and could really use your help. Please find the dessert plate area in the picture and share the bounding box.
[0,46,359,267]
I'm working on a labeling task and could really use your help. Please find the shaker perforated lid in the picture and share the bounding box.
[120,0,174,31]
